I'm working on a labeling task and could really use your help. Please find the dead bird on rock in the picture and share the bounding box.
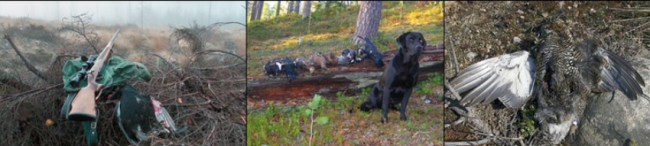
[449,21,646,145]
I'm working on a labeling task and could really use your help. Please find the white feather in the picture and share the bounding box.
[450,51,535,108]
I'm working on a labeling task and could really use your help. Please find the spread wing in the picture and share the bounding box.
[593,48,645,99]
[450,51,535,108]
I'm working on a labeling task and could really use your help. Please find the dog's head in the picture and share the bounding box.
[396,32,427,63]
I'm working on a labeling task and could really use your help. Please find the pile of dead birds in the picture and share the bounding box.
[263,36,385,82]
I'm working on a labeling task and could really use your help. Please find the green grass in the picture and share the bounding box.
[247,73,444,145]
[247,1,443,75]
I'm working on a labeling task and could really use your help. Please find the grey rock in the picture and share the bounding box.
[567,50,650,145]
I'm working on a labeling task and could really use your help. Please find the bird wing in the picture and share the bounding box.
[450,51,535,108]
[593,48,645,100]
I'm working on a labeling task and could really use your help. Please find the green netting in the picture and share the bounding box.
[62,56,151,92]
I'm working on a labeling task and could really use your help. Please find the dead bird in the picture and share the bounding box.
[323,52,338,65]
[263,60,282,77]
[295,56,316,74]
[449,22,646,145]
[357,36,385,68]
[340,48,357,64]
[310,52,328,70]
[280,57,299,82]
[357,47,368,62]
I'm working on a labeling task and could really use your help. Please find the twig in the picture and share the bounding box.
[193,49,246,63]
[611,16,650,23]
[1,83,63,100]
[203,125,217,144]
[607,7,650,12]
[445,23,460,74]
[444,138,492,146]
[150,53,183,77]
[444,117,466,128]
[625,20,650,35]
[209,22,246,28]
[445,81,462,100]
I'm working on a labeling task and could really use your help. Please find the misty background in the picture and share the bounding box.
[0,1,246,28]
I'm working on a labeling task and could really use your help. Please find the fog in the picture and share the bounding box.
[0,1,245,28]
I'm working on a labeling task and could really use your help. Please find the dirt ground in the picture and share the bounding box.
[444,1,650,145]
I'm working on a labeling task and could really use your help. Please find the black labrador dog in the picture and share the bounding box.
[360,32,426,123]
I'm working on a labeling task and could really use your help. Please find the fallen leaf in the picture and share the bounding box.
[45,119,54,127]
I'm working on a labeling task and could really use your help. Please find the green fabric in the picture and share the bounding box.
[62,56,151,92]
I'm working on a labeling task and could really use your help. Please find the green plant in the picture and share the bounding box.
[519,104,537,137]
[305,94,329,146]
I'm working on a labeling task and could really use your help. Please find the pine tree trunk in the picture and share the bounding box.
[250,1,258,21]
[288,1,294,14]
[256,1,264,20]
[302,1,311,19]
[276,1,281,17]
[353,1,382,45]
[294,1,301,13]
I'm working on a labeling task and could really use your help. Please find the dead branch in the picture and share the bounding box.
[0,70,32,90]
[187,49,246,69]
[210,22,246,28]
[607,7,650,12]
[150,53,183,77]
[445,24,460,75]
[0,83,63,100]
[60,13,100,53]
[444,138,492,146]
[3,35,49,81]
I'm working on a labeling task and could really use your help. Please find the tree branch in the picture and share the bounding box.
[3,35,49,81]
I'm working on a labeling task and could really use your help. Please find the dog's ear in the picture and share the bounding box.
[418,33,427,47]
[396,32,411,49]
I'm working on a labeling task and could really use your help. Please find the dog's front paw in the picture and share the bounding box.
[400,115,407,121]
[380,117,388,123]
